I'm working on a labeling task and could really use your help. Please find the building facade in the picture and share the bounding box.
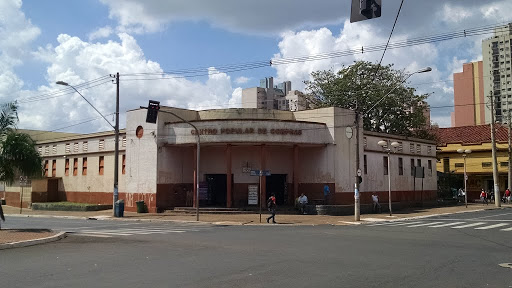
[483,23,512,124]
[242,77,309,111]
[451,61,485,127]
[436,124,510,200]
[3,107,437,213]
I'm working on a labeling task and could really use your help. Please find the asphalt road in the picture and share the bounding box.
[1,209,512,288]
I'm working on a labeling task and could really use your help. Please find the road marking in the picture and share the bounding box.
[469,212,512,220]
[451,222,486,229]
[73,233,113,238]
[474,223,509,230]
[498,263,512,269]
[406,222,443,227]
[500,227,512,231]
[428,222,465,228]
[385,221,424,226]
[83,231,134,236]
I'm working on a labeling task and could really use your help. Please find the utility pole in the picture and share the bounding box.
[509,110,511,191]
[490,92,501,207]
[354,110,361,221]
[113,72,120,214]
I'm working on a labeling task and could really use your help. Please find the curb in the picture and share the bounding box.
[0,231,67,250]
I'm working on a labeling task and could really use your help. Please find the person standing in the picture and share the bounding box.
[266,193,277,224]
[505,188,511,204]
[372,192,381,213]
[0,202,4,230]
[323,184,330,204]
[298,193,308,214]
[480,189,488,205]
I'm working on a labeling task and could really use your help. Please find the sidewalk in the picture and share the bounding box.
[1,203,510,248]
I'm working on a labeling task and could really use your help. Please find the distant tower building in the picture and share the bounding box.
[482,23,512,124]
[242,77,310,111]
[451,61,485,127]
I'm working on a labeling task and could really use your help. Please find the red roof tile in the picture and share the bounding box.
[435,124,509,146]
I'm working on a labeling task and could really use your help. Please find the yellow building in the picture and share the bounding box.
[436,124,510,200]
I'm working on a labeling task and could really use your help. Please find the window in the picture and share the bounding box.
[416,144,421,154]
[417,159,422,167]
[65,159,70,176]
[455,163,464,168]
[99,156,104,175]
[44,160,49,177]
[122,155,126,175]
[122,137,126,147]
[482,162,492,168]
[65,143,70,154]
[383,156,389,175]
[38,146,42,155]
[363,137,367,148]
[398,157,403,175]
[52,145,57,155]
[82,158,87,175]
[411,159,415,176]
[397,142,403,152]
[99,139,105,151]
[52,160,56,177]
[363,155,368,175]
[73,158,78,176]
[428,160,432,173]
[443,158,450,173]
[45,146,50,155]
[73,142,79,153]
[410,143,415,153]
[83,141,88,152]
[500,162,509,167]
[427,146,432,154]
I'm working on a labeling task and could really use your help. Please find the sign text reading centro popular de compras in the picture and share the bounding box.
[190,127,302,135]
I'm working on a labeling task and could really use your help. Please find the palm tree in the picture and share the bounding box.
[0,102,42,184]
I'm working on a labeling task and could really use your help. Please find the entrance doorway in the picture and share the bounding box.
[205,174,227,207]
[266,174,287,205]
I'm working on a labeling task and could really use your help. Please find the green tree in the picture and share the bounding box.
[0,102,42,184]
[305,61,433,139]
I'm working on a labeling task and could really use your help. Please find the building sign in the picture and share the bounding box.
[248,185,258,205]
[191,127,302,136]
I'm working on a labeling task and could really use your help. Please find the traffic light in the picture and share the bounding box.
[350,0,382,23]
[145,100,160,124]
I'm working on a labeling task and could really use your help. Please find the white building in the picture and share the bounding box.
[3,106,437,213]
[242,77,309,111]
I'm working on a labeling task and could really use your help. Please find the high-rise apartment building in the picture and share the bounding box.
[483,23,512,123]
[451,61,485,127]
[242,77,309,111]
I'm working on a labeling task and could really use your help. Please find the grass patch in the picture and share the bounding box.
[32,202,112,211]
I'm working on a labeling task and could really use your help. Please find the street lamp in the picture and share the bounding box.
[354,66,432,221]
[457,148,472,208]
[378,140,400,216]
[57,80,120,216]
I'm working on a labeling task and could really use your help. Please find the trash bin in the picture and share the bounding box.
[114,200,124,217]
[136,200,145,213]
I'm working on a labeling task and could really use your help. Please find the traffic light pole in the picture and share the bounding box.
[113,72,120,214]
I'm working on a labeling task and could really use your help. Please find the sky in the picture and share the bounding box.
[1,0,512,133]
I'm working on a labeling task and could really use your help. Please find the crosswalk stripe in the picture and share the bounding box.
[386,221,424,226]
[428,222,465,228]
[451,222,486,229]
[474,223,509,230]
[84,231,134,236]
[406,222,443,227]
[500,227,512,231]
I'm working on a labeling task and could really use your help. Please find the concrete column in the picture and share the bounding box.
[261,144,267,206]
[293,145,299,200]
[226,144,232,208]
[193,146,197,208]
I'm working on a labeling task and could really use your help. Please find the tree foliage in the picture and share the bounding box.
[0,103,42,184]
[304,61,433,139]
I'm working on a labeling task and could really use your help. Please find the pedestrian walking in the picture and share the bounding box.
[298,193,308,214]
[266,193,277,224]
[480,189,488,205]
[505,188,511,204]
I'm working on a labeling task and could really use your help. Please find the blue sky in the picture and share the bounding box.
[1,0,512,133]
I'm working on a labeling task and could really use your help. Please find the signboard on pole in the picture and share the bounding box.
[248,185,258,205]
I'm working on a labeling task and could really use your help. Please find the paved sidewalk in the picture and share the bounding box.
[1,203,510,248]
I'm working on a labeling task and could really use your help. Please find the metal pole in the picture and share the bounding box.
[508,110,511,191]
[354,111,361,221]
[196,136,200,221]
[20,185,23,214]
[259,174,262,223]
[464,154,467,208]
[113,72,120,216]
[387,150,392,216]
[490,92,501,207]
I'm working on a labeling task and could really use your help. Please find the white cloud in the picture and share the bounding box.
[438,4,473,24]
[88,26,114,41]
[228,87,242,107]
[20,33,237,132]
[234,76,249,85]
